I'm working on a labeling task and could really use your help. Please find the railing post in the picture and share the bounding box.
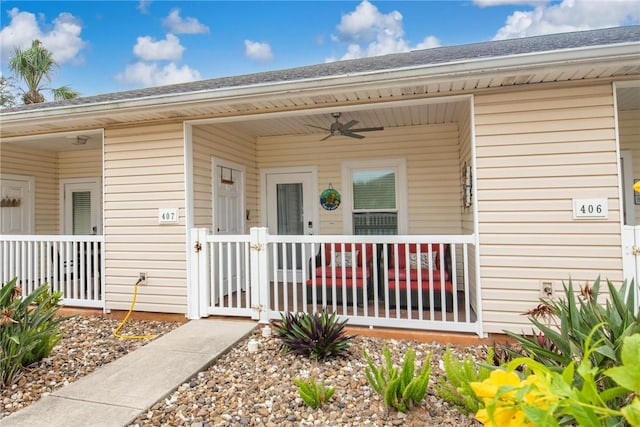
[187,228,208,319]
[250,227,270,323]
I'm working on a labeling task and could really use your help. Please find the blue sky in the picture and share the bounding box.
[1,0,639,99]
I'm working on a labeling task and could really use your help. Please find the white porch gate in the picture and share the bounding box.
[622,225,640,313]
[190,227,482,336]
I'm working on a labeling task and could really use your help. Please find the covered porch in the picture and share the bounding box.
[191,229,480,334]
[187,95,481,334]
[0,131,105,308]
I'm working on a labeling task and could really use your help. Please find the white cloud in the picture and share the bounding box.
[415,36,441,50]
[331,0,440,61]
[115,61,201,87]
[133,33,184,61]
[244,40,274,61]
[492,0,640,40]
[162,8,209,34]
[473,0,546,6]
[0,8,85,63]
[137,0,151,14]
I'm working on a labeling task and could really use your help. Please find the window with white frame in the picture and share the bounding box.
[343,160,407,235]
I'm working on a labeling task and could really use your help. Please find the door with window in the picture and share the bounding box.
[621,150,640,286]
[265,171,316,279]
[62,178,101,235]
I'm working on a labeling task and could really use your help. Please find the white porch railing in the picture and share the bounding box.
[0,235,104,309]
[191,227,481,336]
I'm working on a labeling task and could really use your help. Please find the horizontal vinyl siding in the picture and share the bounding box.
[619,110,640,224]
[59,149,102,179]
[103,123,187,314]
[475,84,622,334]
[192,123,258,230]
[0,143,59,233]
[257,123,462,234]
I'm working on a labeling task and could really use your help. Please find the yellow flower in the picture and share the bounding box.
[470,369,522,400]
[471,370,544,427]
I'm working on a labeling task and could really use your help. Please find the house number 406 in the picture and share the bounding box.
[573,199,608,219]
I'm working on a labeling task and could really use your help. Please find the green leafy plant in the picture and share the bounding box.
[364,347,432,412]
[273,310,353,360]
[1,277,64,387]
[471,327,640,427]
[293,376,335,409]
[503,277,640,375]
[434,346,494,415]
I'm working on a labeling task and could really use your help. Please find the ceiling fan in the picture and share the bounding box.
[305,112,384,141]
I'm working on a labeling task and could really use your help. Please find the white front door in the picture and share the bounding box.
[0,174,34,234]
[213,160,245,301]
[265,171,316,279]
[621,150,640,287]
[62,178,101,235]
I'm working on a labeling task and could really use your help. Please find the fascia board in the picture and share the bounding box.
[1,42,639,126]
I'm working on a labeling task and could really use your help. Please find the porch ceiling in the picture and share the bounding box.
[208,99,470,138]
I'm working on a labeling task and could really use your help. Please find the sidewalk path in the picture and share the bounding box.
[0,319,256,427]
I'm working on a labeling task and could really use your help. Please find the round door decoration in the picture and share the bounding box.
[320,185,341,211]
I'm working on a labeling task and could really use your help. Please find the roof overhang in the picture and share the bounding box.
[1,42,639,138]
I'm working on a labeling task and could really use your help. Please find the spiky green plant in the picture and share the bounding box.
[273,310,353,360]
[1,277,64,387]
[434,346,494,415]
[293,376,335,409]
[364,347,431,412]
[504,277,640,374]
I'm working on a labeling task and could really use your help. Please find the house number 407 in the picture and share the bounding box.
[573,199,608,219]
[158,208,179,224]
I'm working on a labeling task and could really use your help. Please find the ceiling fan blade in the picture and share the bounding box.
[305,124,329,131]
[342,132,365,139]
[349,126,384,133]
[320,134,333,141]
[339,120,359,130]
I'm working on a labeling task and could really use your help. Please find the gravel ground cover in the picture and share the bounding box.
[3,316,486,426]
[0,315,181,419]
[130,326,484,427]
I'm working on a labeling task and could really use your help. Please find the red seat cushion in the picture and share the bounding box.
[387,268,448,282]
[313,266,367,279]
[388,279,454,292]
[306,277,367,288]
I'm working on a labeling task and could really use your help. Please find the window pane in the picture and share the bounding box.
[276,183,303,269]
[353,212,397,235]
[72,191,91,235]
[352,169,396,210]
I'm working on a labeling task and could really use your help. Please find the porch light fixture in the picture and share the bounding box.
[72,135,89,145]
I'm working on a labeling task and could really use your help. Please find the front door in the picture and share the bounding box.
[265,171,316,279]
[213,160,245,301]
[62,178,101,235]
[0,174,34,234]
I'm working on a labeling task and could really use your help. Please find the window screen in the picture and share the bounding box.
[72,191,91,235]
[352,169,397,235]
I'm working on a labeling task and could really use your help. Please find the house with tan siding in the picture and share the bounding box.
[1,26,639,337]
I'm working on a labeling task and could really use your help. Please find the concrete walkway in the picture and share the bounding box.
[0,319,256,427]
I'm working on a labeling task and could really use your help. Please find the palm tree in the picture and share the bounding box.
[8,39,79,104]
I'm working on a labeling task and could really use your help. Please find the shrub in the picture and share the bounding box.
[273,310,353,360]
[293,376,335,409]
[434,346,493,415]
[364,347,431,412]
[471,327,640,427]
[1,277,64,387]
[503,277,640,375]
